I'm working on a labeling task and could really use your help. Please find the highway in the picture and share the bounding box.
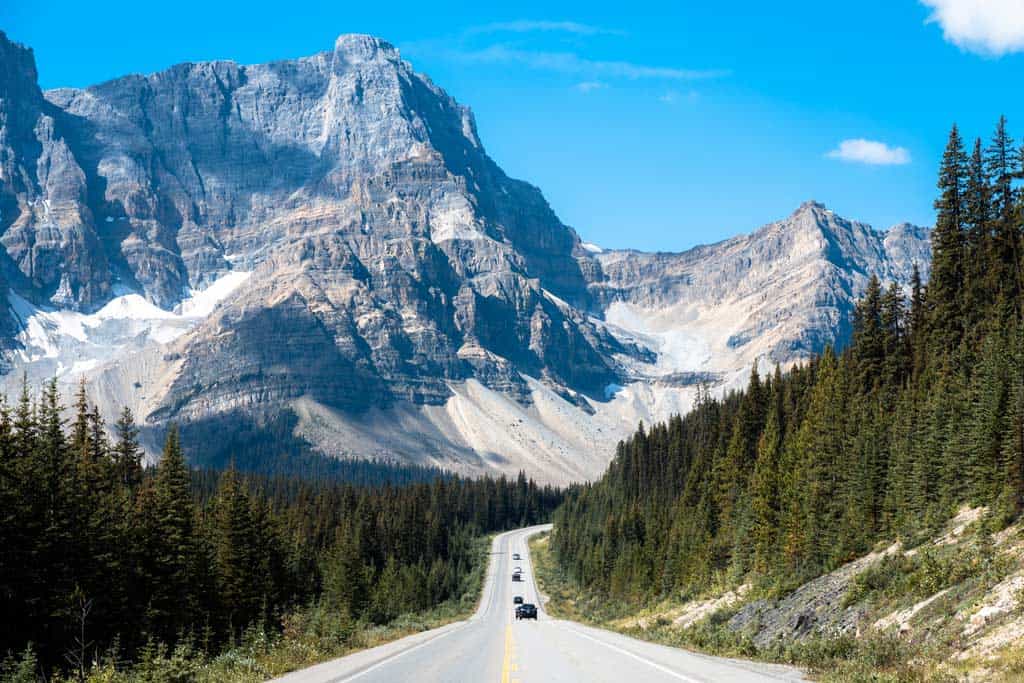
[272,525,804,682]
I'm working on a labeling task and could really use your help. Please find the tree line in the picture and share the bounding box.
[551,117,1024,602]
[0,381,561,676]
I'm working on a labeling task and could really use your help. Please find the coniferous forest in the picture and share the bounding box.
[0,380,560,678]
[552,118,1024,603]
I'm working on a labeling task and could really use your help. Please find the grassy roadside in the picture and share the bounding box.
[531,532,939,682]
[531,522,1024,683]
[29,535,494,683]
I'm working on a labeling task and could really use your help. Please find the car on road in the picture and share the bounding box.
[513,566,522,573]
[513,595,524,605]
[512,571,522,582]
[515,603,537,620]
[512,553,521,560]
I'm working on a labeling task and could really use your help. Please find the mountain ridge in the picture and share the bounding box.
[0,31,930,482]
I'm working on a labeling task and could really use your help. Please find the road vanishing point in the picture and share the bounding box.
[272,525,805,682]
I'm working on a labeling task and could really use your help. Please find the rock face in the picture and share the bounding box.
[592,201,932,385]
[0,34,109,315]
[0,32,932,482]
[2,32,623,408]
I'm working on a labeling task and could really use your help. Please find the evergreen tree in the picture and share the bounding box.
[749,395,782,574]
[113,406,143,490]
[985,116,1020,298]
[145,425,197,643]
[930,124,969,348]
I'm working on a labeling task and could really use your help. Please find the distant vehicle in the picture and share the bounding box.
[513,596,524,605]
[513,566,522,573]
[512,572,522,582]
[512,553,521,560]
[515,603,537,620]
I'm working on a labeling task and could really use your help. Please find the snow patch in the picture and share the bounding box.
[175,271,252,318]
[581,241,603,254]
[7,270,252,370]
[605,301,714,374]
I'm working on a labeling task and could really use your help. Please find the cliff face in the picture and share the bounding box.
[592,201,931,378]
[0,33,109,315]
[2,32,624,416]
[0,32,931,482]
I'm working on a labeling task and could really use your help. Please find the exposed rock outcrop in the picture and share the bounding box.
[0,32,932,481]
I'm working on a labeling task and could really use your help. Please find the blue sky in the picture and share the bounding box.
[3,1,1022,251]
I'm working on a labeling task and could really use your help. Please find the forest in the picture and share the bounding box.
[552,117,1024,602]
[0,381,561,678]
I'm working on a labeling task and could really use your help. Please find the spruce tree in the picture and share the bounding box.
[749,397,782,574]
[146,425,196,643]
[930,124,969,348]
[964,137,992,321]
[113,407,143,490]
[985,116,1020,298]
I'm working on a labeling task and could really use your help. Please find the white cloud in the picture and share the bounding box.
[920,0,1024,56]
[659,89,699,104]
[451,44,728,80]
[826,139,911,166]
[574,81,607,93]
[467,21,623,37]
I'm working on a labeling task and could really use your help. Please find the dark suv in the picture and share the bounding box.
[513,596,524,605]
[515,603,537,620]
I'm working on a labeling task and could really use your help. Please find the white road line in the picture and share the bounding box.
[331,532,520,679]
[555,623,705,683]
[330,623,470,683]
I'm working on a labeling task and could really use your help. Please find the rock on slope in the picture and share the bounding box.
[0,31,930,482]
[592,201,932,388]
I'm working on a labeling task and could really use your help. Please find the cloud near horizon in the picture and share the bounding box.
[826,139,911,166]
[447,44,728,80]
[920,0,1024,56]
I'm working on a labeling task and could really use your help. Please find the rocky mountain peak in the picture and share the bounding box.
[331,33,401,63]
[0,31,38,91]
[0,33,934,483]
[795,199,828,213]
[786,199,861,235]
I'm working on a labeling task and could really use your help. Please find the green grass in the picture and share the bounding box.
[527,531,1002,682]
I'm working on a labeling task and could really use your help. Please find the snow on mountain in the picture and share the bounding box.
[0,29,931,483]
[590,200,930,389]
[5,271,251,380]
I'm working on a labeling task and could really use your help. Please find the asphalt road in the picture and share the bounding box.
[271,525,804,682]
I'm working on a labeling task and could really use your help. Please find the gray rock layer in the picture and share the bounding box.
[0,32,931,478]
[1,31,626,418]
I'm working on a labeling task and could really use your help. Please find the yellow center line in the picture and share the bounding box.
[501,624,513,683]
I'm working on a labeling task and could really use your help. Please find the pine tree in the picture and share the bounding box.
[212,464,258,636]
[999,322,1024,516]
[880,282,908,391]
[113,407,143,490]
[852,275,884,391]
[985,116,1020,298]
[145,425,197,643]
[930,124,969,348]
[964,138,992,322]
[908,263,927,376]
[749,395,782,574]
[965,330,1010,502]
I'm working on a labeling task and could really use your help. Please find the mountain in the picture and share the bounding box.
[0,32,930,482]
[592,201,932,386]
